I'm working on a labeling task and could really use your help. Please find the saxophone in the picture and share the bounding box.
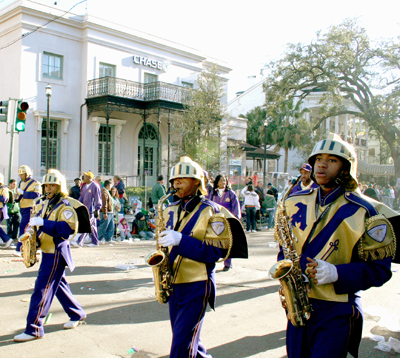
[268,181,313,327]
[19,195,46,268]
[145,189,178,304]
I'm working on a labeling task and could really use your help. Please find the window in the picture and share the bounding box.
[369,148,376,157]
[98,124,114,175]
[43,52,63,80]
[181,81,193,88]
[144,73,158,83]
[99,62,116,77]
[138,124,158,177]
[144,73,158,99]
[41,120,60,169]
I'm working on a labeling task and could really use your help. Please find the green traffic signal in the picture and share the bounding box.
[15,101,29,132]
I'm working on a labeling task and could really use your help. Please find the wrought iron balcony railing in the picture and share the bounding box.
[87,76,191,104]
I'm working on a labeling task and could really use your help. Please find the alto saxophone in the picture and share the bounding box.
[145,189,177,304]
[269,181,313,327]
[19,195,46,268]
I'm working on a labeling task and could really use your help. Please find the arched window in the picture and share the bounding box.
[139,124,158,140]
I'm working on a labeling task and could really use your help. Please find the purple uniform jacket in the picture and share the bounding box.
[79,182,102,215]
[37,198,76,271]
[207,189,241,219]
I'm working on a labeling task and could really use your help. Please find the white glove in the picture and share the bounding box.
[315,259,338,285]
[159,230,182,247]
[17,188,24,195]
[29,217,44,227]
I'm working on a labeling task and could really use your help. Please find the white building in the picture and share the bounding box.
[0,0,231,187]
[227,78,385,180]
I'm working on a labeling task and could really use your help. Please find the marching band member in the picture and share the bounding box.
[0,173,13,248]
[14,170,91,342]
[13,165,41,256]
[278,133,397,358]
[289,163,319,195]
[158,157,247,358]
[75,171,102,247]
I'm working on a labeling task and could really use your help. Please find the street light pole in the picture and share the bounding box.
[263,120,268,188]
[45,84,52,173]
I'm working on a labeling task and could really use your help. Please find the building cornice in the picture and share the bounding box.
[2,2,231,75]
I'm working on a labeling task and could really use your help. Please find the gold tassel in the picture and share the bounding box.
[204,238,230,249]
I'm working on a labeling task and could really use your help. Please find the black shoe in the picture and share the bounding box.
[222,266,230,272]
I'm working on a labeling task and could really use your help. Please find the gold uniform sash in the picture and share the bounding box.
[164,203,233,284]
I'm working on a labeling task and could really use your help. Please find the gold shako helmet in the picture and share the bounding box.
[170,156,207,195]
[19,165,33,177]
[308,132,358,191]
[42,169,69,195]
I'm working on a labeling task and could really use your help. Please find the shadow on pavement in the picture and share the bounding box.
[158,331,287,358]
[216,285,280,307]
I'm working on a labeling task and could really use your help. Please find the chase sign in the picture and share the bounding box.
[133,55,168,72]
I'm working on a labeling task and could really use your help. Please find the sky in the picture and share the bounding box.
[1,0,400,101]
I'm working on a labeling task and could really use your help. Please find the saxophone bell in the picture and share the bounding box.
[20,194,46,268]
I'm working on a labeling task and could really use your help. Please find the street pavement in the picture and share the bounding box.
[0,228,400,358]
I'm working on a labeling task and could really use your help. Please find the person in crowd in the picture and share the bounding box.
[382,184,392,208]
[255,181,266,228]
[157,156,247,358]
[389,184,395,209]
[110,186,121,237]
[244,176,253,187]
[94,176,103,187]
[113,175,125,214]
[241,184,260,233]
[277,133,397,358]
[364,184,380,201]
[13,169,90,342]
[151,175,166,209]
[118,217,132,242]
[68,178,81,200]
[267,182,278,201]
[131,198,142,215]
[0,174,13,248]
[7,179,20,243]
[98,180,114,244]
[207,174,241,271]
[131,212,155,240]
[264,189,276,230]
[74,171,102,247]
[290,163,319,195]
[13,165,41,256]
[374,184,383,201]
[203,170,214,196]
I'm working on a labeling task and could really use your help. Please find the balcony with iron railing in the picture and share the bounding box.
[87,76,192,105]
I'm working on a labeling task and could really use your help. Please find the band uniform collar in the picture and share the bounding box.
[317,185,344,207]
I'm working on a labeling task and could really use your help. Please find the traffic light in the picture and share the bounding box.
[15,101,29,132]
[0,100,9,122]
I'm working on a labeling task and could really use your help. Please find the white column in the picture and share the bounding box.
[352,117,356,142]
[344,114,348,141]
[326,117,330,132]
[335,116,339,134]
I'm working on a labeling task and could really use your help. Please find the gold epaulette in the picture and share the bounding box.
[358,214,396,261]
